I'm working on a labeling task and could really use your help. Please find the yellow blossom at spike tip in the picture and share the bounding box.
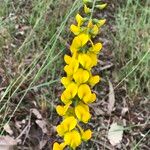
[64,130,81,149]
[56,116,77,137]
[78,84,96,103]
[70,33,89,53]
[75,14,84,27]
[96,3,107,10]
[61,83,78,104]
[84,4,91,14]
[54,1,106,149]
[94,18,106,28]
[53,142,66,150]
[73,68,89,84]
[82,129,92,141]
[87,20,99,36]
[75,102,91,123]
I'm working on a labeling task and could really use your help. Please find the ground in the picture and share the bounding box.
[0,0,149,150]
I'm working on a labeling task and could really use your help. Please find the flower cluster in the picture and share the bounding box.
[53,1,106,150]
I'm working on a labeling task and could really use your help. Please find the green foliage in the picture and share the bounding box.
[113,0,150,97]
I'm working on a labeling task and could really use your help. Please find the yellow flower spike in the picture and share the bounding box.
[75,14,84,27]
[56,116,77,137]
[73,68,90,84]
[84,4,91,14]
[78,53,93,70]
[82,129,92,141]
[70,24,81,35]
[70,33,89,53]
[61,77,72,88]
[61,82,78,104]
[53,142,66,150]
[78,84,96,103]
[64,130,81,149]
[75,102,91,123]
[56,102,71,116]
[88,75,100,87]
[96,3,107,10]
[90,42,102,54]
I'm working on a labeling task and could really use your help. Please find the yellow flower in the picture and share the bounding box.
[87,52,98,66]
[87,20,99,36]
[61,83,78,104]
[64,130,81,149]
[53,142,66,150]
[61,77,72,88]
[78,53,93,70]
[88,75,100,87]
[70,33,89,53]
[81,129,92,141]
[84,4,91,14]
[96,19,106,28]
[96,3,107,10]
[75,13,84,27]
[78,84,96,103]
[64,54,72,64]
[89,42,102,54]
[56,116,77,137]
[75,102,91,123]
[70,24,81,35]
[73,68,89,84]
[64,58,79,76]
[56,102,71,116]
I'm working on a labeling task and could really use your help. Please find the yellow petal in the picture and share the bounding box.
[78,84,91,99]
[53,142,65,150]
[78,54,93,70]
[70,24,80,35]
[75,13,84,27]
[84,4,91,14]
[91,25,99,35]
[82,129,92,141]
[83,93,96,103]
[73,68,89,84]
[96,3,107,10]
[64,130,81,149]
[75,102,91,123]
[64,54,72,64]
[61,77,72,88]
[91,43,102,54]
[70,33,89,53]
[56,124,65,137]
[56,102,71,116]
[88,75,100,87]
[97,19,106,27]
[87,52,97,66]
[62,116,77,131]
